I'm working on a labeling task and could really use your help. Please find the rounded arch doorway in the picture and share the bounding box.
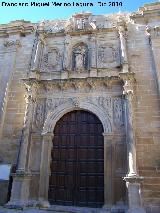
[48,110,104,208]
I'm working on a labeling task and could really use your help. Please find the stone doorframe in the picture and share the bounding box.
[39,101,114,208]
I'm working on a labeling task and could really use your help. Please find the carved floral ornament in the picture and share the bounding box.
[3,39,21,48]
[119,72,136,98]
[43,77,120,92]
[146,25,160,38]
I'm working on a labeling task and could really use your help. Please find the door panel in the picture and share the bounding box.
[48,110,104,207]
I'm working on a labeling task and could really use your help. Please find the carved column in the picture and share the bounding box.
[6,82,37,208]
[118,22,129,73]
[17,92,34,172]
[38,132,53,207]
[120,73,146,213]
[103,133,114,211]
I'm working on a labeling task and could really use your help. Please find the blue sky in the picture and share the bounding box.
[0,0,157,24]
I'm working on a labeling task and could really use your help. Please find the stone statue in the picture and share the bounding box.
[73,44,87,71]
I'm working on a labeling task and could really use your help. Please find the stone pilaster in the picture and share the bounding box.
[146,26,160,96]
[38,132,53,208]
[17,81,37,172]
[103,133,114,211]
[17,94,34,172]
[120,72,146,213]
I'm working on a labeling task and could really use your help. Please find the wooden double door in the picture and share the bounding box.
[48,110,104,207]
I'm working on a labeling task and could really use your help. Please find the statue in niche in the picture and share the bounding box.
[73,44,88,71]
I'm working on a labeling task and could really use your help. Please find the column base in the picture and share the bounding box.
[102,204,111,213]
[124,175,146,213]
[127,207,146,213]
[5,200,28,210]
[7,171,31,209]
[37,199,50,209]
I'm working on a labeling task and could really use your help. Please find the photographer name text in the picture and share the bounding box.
[0,1,123,7]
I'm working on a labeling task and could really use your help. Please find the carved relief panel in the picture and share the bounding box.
[32,99,45,131]
[113,97,124,128]
[97,44,120,68]
[41,47,62,72]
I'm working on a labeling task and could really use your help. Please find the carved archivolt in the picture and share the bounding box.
[42,98,112,134]
[41,95,124,134]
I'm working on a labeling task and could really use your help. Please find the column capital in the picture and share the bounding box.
[103,132,114,141]
[13,170,32,179]
[119,72,136,83]
[124,175,144,184]
[119,72,136,99]
[41,132,54,142]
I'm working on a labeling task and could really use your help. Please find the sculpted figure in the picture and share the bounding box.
[73,44,87,71]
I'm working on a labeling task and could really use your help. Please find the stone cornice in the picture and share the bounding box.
[37,26,118,38]
[130,2,160,23]
[0,21,35,37]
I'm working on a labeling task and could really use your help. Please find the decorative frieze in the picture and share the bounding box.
[41,76,121,94]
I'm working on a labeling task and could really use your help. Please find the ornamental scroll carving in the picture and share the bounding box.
[113,98,124,127]
[86,96,112,119]
[46,98,68,112]
[33,99,45,130]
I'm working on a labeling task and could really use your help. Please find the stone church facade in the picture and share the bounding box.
[0,2,160,213]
